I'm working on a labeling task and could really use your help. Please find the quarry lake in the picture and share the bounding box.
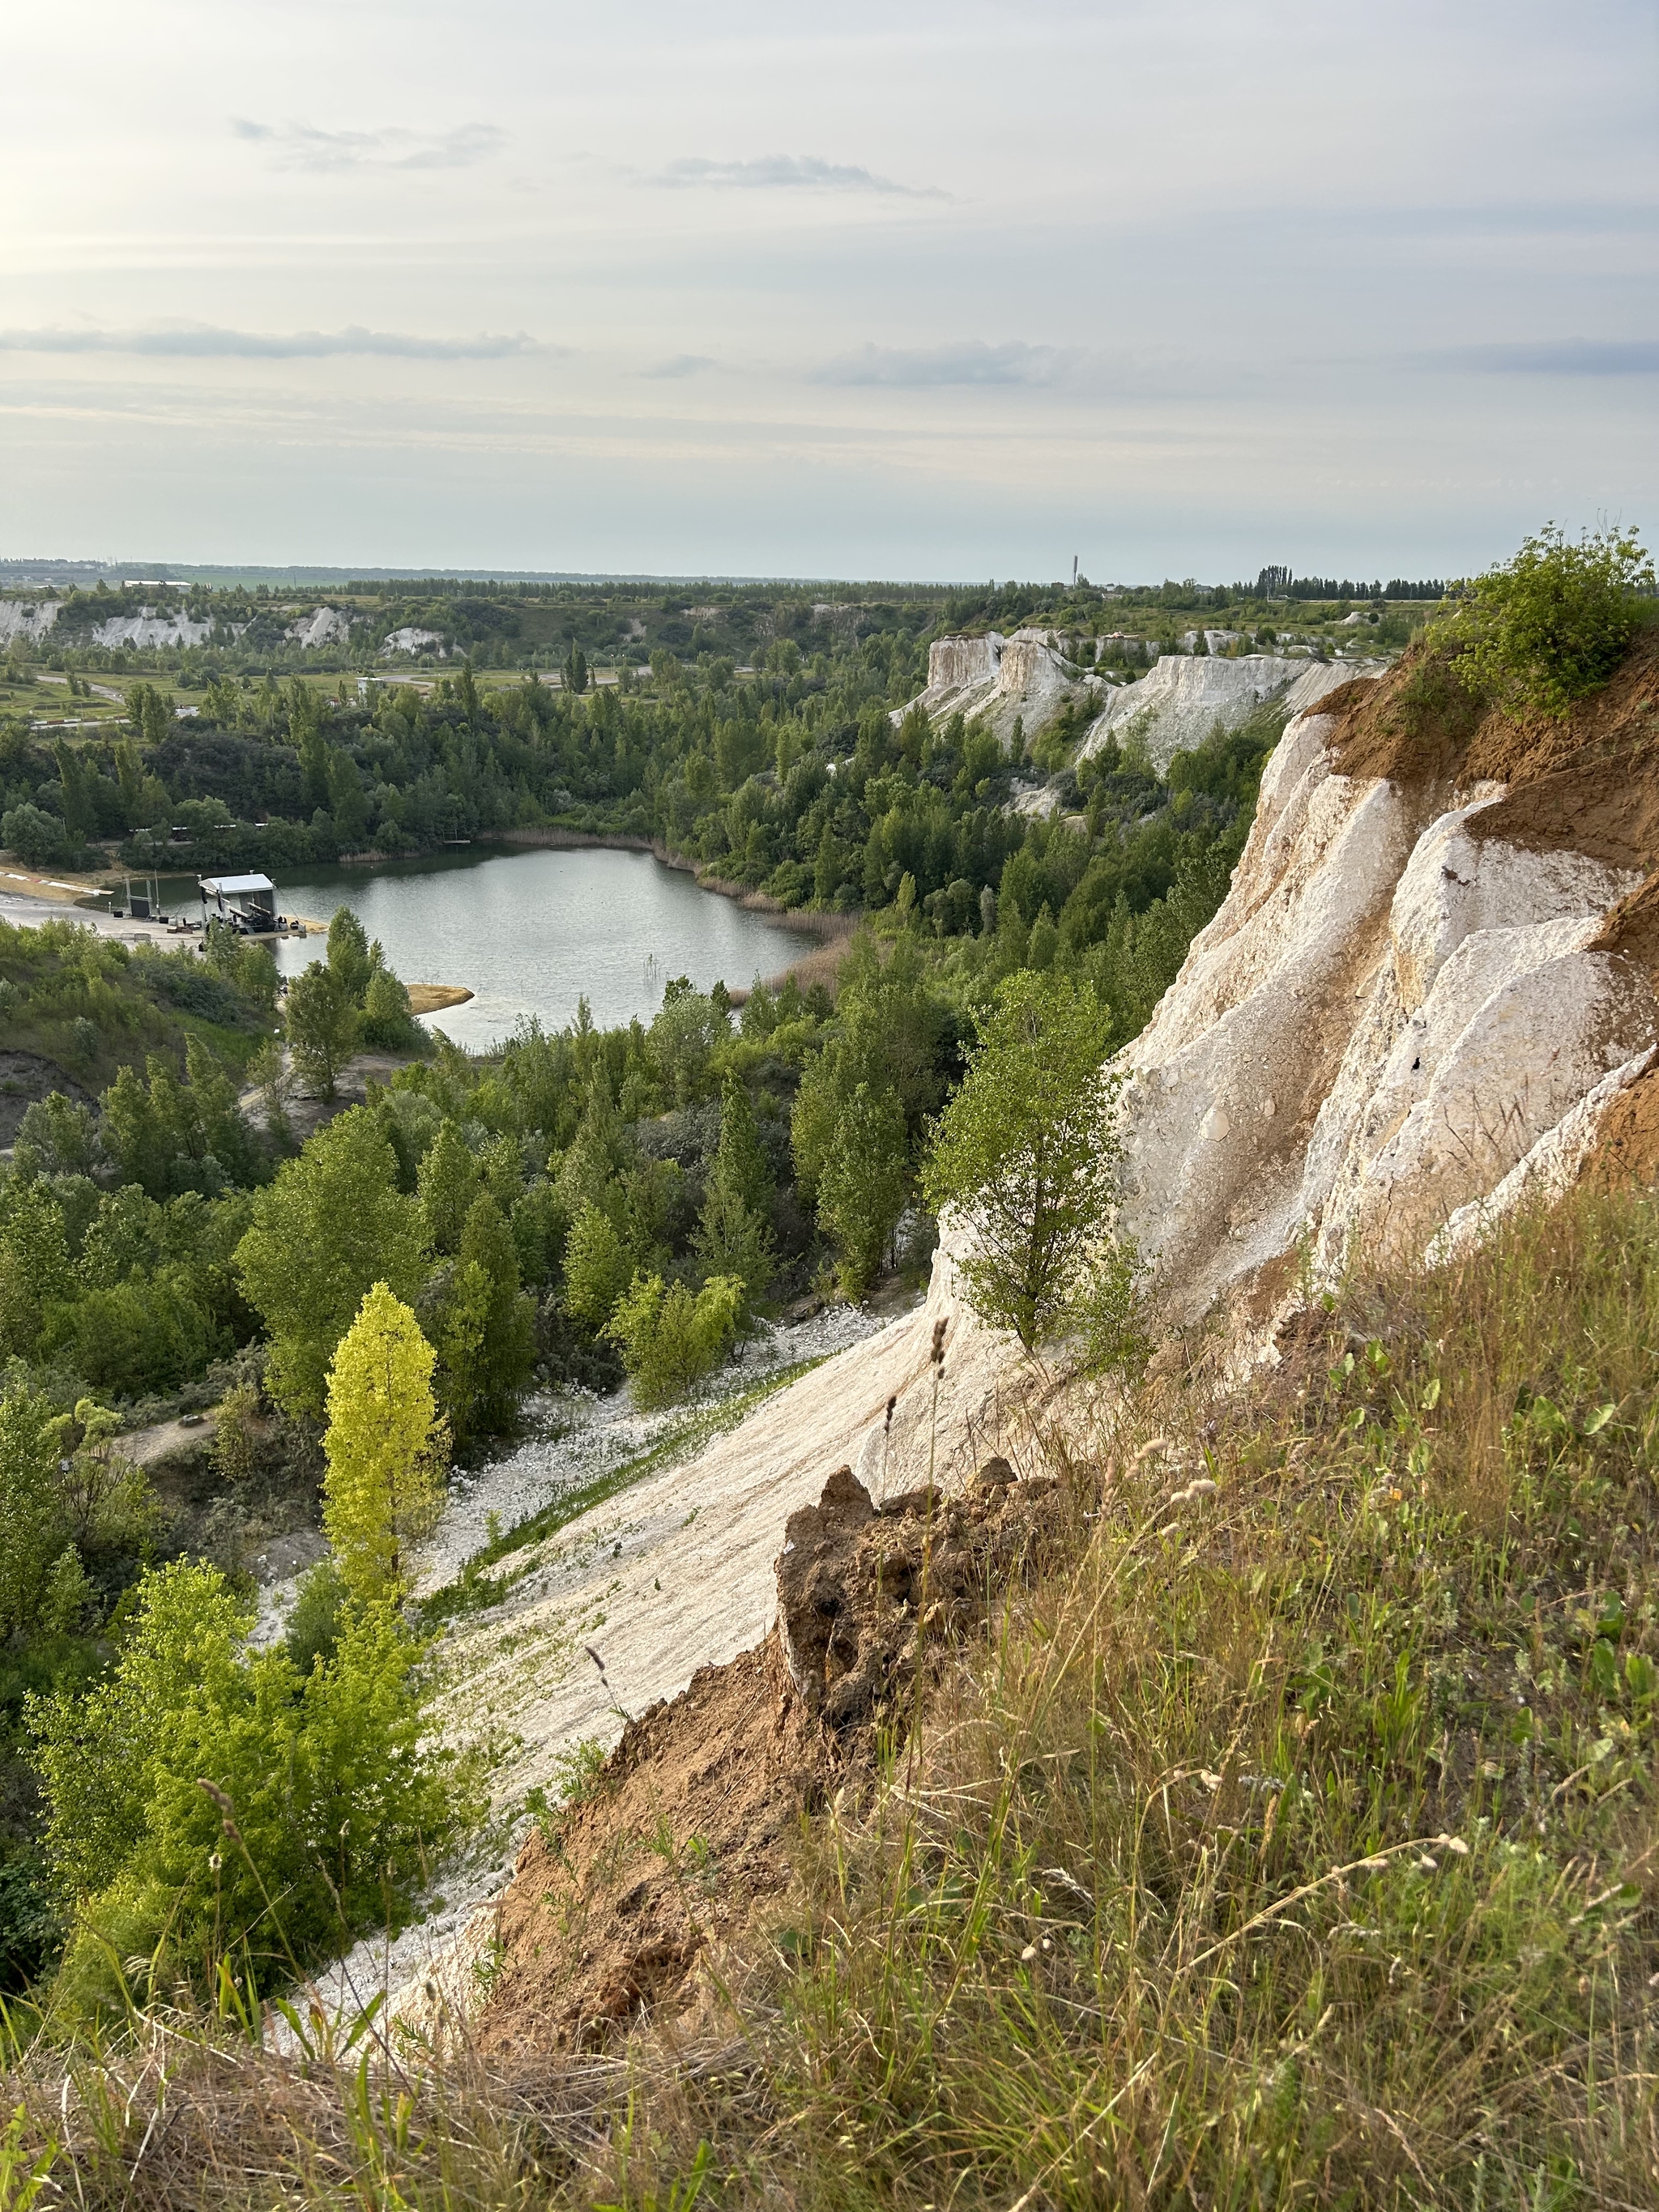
[241,846,819,1050]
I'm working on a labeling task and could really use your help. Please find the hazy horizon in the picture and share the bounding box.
[4,0,1653,582]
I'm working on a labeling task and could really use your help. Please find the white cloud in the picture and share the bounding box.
[0,324,543,360]
[231,119,505,173]
[654,153,944,198]
[812,340,1071,387]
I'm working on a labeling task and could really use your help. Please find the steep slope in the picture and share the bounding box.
[1112,630,1659,1322]
[373,631,1659,2032]
[1080,651,1381,772]
[897,631,1103,747]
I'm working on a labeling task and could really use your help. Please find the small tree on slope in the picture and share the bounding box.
[322,1281,447,1605]
[923,970,1124,1352]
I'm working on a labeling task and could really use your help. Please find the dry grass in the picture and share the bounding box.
[7,1185,1659,2207]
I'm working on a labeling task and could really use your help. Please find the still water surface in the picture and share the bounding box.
[198,846,817,1051]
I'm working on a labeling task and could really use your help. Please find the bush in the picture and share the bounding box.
[1,804,75,869]
[1432,522,1655,718]
[602,1271,743,1407]
[30,1559,472,2009]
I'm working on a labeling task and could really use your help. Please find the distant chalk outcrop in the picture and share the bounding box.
[898,629,1102,748]
[1081,652,1381,773]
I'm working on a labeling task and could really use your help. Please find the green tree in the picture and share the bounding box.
[436,1193,536,1442]
[236,1108,427,1416]
[362,964,419,1050]
[563,1201,633,1326]
[326,906,375,1003]
[285,961,360,1098]
[322,1282,446,1604]
[562,641,589,696]
[0,1389,68,1639]
[922,970,1122,1350]
[817,1080,909,1302]
[417,1119,480,1254]
[693,1072,774,1306]
[602,1272,743,1407]
[29,1558,467,2005]
[0,1182,71,1357]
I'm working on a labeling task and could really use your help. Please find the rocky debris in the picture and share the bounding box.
[471,1458,1064,2053]
[1081,654,1373,774]
[774,1460,1064,1734]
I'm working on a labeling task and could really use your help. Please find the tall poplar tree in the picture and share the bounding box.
[322,1282,446,1604]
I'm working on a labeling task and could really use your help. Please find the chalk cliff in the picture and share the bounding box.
[898,630,1102,748]
[1081,651,1382,772]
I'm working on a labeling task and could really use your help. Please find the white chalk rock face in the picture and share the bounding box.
[1081,654,1378,774]
[897,630,1098,749]
[1110,702,1659,1316]
[286,604,354,650]
[0,599,62,646]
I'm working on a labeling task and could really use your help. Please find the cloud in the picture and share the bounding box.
[812,340,1072,388]
[640,354,719,379]
[231,118,505,173]
[1424,339,1659,375]
[654,154,945,199]
[0,323,543,360]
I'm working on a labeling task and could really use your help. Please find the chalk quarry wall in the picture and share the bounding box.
[1080,652,1381,773]
[899,630,1099,748]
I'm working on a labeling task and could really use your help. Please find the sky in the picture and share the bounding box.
[1,0,1653,582]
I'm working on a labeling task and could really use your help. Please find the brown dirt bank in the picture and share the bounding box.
[474,1460,1068,2058]
[1322,629,1659,863]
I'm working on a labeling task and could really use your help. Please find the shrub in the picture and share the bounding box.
[29,1559,471,2009]
[602,1271,743,1407]
[1432,521,1655,718]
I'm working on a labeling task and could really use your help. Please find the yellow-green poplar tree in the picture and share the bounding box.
[322,1283,446,1605]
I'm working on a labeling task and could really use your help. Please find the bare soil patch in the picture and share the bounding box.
[475,1460,1068,2056]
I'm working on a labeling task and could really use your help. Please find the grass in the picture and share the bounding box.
[6,1184,1659,2205]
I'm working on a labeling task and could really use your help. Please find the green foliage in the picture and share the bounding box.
[602,1272,744,1407]
[284,961,359,1098]
[692,1073,774,1309]
[1432,522,1655,718]
[435,1193,535,1443]
[28,1558,469,2006]
[923,969,1123,1349]
[816,1081,909,1302]
[564,1202,635,1327]
[0,1391,68,1641]
[98,1038,262,1196]
[236,1108,427,1416]
[416,1119,480,1254]
[283,1557,346,1676]
[322,1282,446,1604]
[326,907,374,1003]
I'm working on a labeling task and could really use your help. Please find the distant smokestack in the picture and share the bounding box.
[1072,555,1078,586]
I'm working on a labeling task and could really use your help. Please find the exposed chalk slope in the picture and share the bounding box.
[1081,654,1382,773]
